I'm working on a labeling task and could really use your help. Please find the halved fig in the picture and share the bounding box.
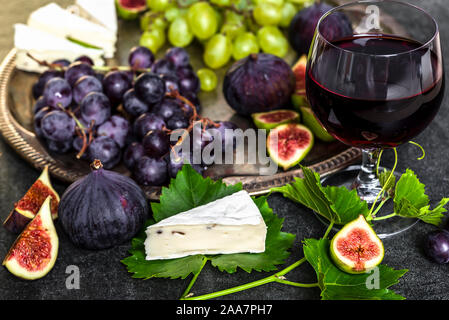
[330,215,384,274]
[252,109,300,130]
[267,123,314,171]
[291,54,308,109]
[299,106,335,142]
[3,197,59,280]
[3,166,59,233]
[115,0,147,20]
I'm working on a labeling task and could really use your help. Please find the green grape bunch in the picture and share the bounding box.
[136,0,313,89]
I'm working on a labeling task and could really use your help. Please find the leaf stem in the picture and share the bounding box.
[369,148,398,218]
[180,257,208,299]
[373,213,397,221]
[323,221,335,239]
[182,258,308,300]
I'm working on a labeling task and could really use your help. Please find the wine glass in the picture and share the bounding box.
[306,0,444,237]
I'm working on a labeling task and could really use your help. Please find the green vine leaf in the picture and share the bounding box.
[394,169,449,226]
[272,165,369,225]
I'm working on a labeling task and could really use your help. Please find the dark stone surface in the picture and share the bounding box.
[0,0,449,300]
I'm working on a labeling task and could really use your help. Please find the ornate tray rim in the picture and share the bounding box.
[0,49,362,200]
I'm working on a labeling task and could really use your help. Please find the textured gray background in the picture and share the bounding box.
[0,0,448,300]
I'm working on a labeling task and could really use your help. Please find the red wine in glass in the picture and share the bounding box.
[306,34,445,149]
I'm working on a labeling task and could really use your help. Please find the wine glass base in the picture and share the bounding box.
[315,165,418,239]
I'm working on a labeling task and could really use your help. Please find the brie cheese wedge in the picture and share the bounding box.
[27,3,116,58]
[14,24,104,73]
[144,190,267,260]
[75,0,118,34]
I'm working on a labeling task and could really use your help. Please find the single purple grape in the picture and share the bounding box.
[165,47,190,68]
[73,75,103,104]
[129,46,155,69]
[161,74,180,93]
[179,73,200,95]
[123,142,145,170]
[40,110,76,142]
[133,113,166,139]
[134,73,166,106]
[152,58,176,76]
[46,138,73,153]
[32,70,64,99]
[102,71,133,104]
[65,61,95,87]
[123,88,149,117]
[176,66,194,80]
[167,115,189,130]
[33,96,48,114]
[142,129,170,158]
[424,230,449,264]
[80,92,111,126]
[97,115,130,148]
[87,136,121,169]
[75,55,94,66]
[43,77,73,108]
[34,106,53,137]
[152,98,183,121]
[134,156,168,186]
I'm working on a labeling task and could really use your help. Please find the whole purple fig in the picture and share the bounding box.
[223,53,295,116]
[288,2,353,56]
[58,160,149,250]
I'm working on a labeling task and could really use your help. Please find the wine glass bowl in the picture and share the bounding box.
[305,0,445,237]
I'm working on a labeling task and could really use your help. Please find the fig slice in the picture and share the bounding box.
[291,54,308,109]
[252,109,300,130]
[3,166,59,233]
[330,215,384,274]
[267,123,314,171]
[3,197,59,280]
[115,0,147,20]
[299,106,335,142]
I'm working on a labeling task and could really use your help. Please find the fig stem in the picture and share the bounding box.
[90,159,103,170]
[181,258,309,300]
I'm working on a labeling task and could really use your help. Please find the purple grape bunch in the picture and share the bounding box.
[31,46,237,186]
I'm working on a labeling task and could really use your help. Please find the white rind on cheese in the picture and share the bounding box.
[14,24,104,73]
[145,191,267,260]
[75,0,118,34]
[27,3,116,58]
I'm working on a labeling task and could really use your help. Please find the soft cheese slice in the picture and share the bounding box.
[27,3,116,58]
[14,24,104,73]
[75,0,118,34]
[145,190,267,260]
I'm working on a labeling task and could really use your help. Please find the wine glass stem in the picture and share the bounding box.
[353,149,382,204]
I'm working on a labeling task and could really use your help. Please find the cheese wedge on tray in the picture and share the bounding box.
[27,3,116,58]
[14,24,104,73]
[145,191,267,260]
